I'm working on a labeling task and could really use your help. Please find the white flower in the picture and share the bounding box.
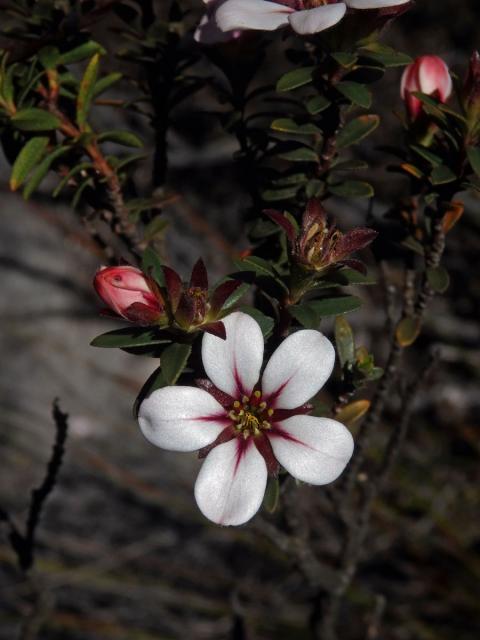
[138,311,353,526]
[215,0,411,36]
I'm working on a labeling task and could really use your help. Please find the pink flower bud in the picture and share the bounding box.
[401,55,453,121]
[94,266,164,325]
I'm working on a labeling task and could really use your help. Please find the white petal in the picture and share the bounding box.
[288,4,346,35]
[269,415,354,484]
[194,438,267,525]
[202,311,264,398]
[215,0,291,32]
[138,386,227,452]
[262,329,335,409]
[346,0,410,8]
[195,14,234,44]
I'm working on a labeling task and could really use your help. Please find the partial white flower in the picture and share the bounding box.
[138,311,354,526]
[194,0,243,44]
[215,0,410,36]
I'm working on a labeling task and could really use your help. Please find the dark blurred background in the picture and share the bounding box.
[1,1,479,639]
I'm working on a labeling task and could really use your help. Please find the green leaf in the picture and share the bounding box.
[97,130,143,148]
[306,95,331,115]
[90,327,170,349]
[337,114,380,149]
[142,246,165,286]
[337,81,372,109]
[237,306,274,338]
[279,147,319,163]
[361,43,412,68]
[10,136,49,191]
[23,145,69,199]
[395,317,421,347]
[410,144,442,167]
[60,41,105,65]
[53,162,91,197]
[77,53,101,129]
[331,159,369,172]
[329,180,374,198]
[271,118,321,136]
[290,296,362,328]
[263,477,280,513]
[160,342,192,385]
[430,165,456,185]
[11,108,61,131]
[143,216,169,242]
[220,282,250,311]
[335,316,355,368]
[466,146,480,177]
[92,72,123,98]
[262,186,300,202]
[332,52,358,68]
[276,67,315,92]
[233,255,277,278]
[426,266,450,293]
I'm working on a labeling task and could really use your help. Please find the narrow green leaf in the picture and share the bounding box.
[77,53,101,129]
[97,130,143,148]
[10,136,49,191]
[276,67,315,92]
[60,41,105,65]
[90,327,170,349]
[410,144,442,167]
[142,246,165,286]
[337,114,380,149]
[263,477,280,513]
[290,296,362,329]
[23,145,69,199]
[11,108,61,131]
[233,256,277,278]
[335,316,355,368]
[160,342,192,385]
[92,72,122,97]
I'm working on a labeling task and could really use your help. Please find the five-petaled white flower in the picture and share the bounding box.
[215,0,411,37]
[138,311,353,526]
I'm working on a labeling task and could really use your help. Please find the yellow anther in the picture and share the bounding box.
[262,421,271,430]
[233,400,241,408]
[267,408,274,417]
[242,395,250,404]
[253,390,262,399]
[259,401,267,410]
[242,431,249,440]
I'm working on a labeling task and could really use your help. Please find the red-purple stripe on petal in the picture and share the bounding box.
[195,379,235,408]
[233,437,252,477]
[198,425,236,459]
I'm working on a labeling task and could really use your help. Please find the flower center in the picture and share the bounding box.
[228,391,274,440]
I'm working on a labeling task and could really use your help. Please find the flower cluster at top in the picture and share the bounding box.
[138,311,354,526]
[195,0,411,43]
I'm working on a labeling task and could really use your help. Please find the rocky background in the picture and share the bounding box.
[1,1,479,639]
